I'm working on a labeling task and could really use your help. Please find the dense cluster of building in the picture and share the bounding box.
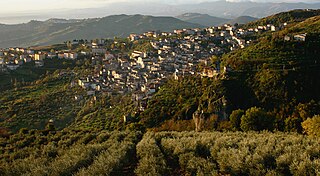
[78,23,286,111]
[0,47,81,72]
[0,22,289,111]
[0,48,41,71]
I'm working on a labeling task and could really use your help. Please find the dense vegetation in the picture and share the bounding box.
[0,70,88,132]
[0,58,80,91]
[0,130,142,175]
[140,76,225,130]
[142,131,320,175]
[1,130,319,175]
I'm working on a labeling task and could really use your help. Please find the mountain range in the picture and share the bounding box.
[0,15,204,48]
[176,13,230,27]
[1,1,320,24]
[177,1,320,18]
[176,13,258,27]
[1,1,319,48]
[1,0,320,48]
[0,13,260,48]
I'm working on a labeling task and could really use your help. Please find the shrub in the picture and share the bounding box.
[229,109,245,130]
[285,116,303,133]
[179,152,217,175]
[301,115,320,137]
[217,120,233,131]
[241,107,275,131]
[155,131,320,175]
[76,141,135,176]
[135,132,169,176]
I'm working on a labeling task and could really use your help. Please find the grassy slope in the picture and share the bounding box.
[0,58,79,91]
[137,13,320,131]
[0,74,86,132]
[243,9,320,28]
[223,15,320,70]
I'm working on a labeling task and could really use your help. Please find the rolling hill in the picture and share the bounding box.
[0,14,204,48]
[227,16,258,25]
[176,13,258,27]
[2,1,320,24]
[178,1,320,19]
[244,9,320,28]
[220,11,320,116]
[176,13,230,27]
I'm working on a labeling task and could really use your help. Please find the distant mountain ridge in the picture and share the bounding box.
[176,13,258,27]
[176,13,230,27]
[0,14,204,48]
[1,1,320,24]
[177,1,320,19]
[227,16,258,25]
[1,7,319,48]
[45,18,85,24]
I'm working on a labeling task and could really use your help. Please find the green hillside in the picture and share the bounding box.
[1,10,320,134]
[0,58,76,91]
[244,9,320,27]
[0,72,86,132]
[135,12,320,133]
[0,15,204,48]
[223,15,320,69]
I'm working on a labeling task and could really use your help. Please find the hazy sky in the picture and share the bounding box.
[1,0,319,15]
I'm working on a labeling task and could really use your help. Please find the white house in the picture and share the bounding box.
[6,63,19,70]
[35,60,44,67]
[69,53,78,59]
[92,48,106,55]
[35,53,46,61]
[294,33,307,42]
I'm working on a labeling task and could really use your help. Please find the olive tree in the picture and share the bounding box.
[240,107,275,131]
[229,109,245,130]
[301,115,320,137]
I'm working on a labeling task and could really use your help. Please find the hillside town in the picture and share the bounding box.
[0,22,297,111]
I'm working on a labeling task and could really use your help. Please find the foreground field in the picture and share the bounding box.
[139,131,320,176]
[1,131,320,175]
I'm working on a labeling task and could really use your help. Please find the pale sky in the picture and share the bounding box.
[1,0,319,15]
[1,0,104,13]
